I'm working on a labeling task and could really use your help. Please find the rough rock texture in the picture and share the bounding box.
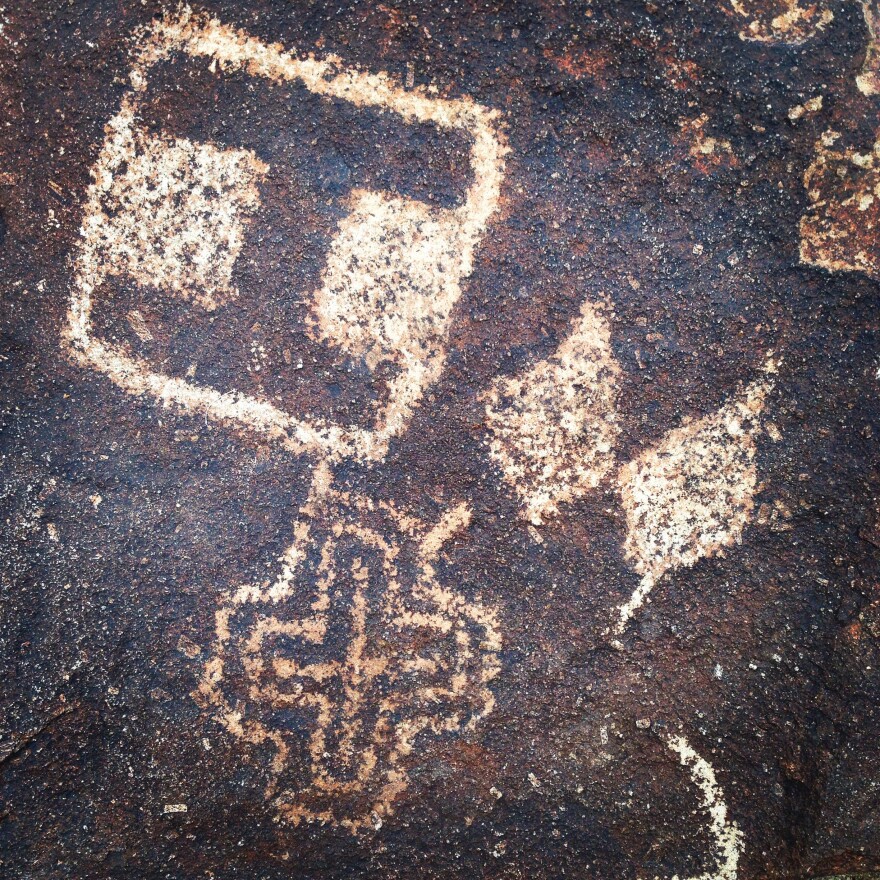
[1,1,879,879]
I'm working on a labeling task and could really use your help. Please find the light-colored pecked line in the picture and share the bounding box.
[665,734,744,880]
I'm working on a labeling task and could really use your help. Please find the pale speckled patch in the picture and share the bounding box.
[198,482,501,833]
[65,8,506,462]
[800,130,880,281]
[82,126,267,311]
[666,734,744,880]
[484,300,621,525]
[787,95,823,122]
[728,0,833,44]
[614,365,776,634]
[308,189,474,443]
[678,114,737,173]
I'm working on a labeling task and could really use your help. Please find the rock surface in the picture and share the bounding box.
[1,1,879,878]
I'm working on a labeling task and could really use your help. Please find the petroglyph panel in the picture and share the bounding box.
[199,488,501,831]
[484,300,621,525]
[726,0,833,44]
[800,130,880,281]
[12,0,878,875]
[615,367,776,633]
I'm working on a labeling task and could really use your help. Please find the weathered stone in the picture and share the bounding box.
[1,2,878,878]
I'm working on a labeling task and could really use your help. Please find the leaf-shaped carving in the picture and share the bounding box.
[614,367,776,634]
[484,300,621,525]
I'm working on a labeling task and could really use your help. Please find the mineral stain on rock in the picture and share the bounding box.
[800,129,880,281]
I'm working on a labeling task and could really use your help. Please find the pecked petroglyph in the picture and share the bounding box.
[198,487,501,832]
[61,10,508,833]
[482,296,778,634]
[614,363,777,635]
[800,130,880,281]
[857,0,880,96]
[308,189,477,444]
[80,125,267,312]
[665,734,744,880]
[60,4,777,850]
[484,300,621,525]
[726,0,833,44]
[65,8,507,463]
[16,0,879,871]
